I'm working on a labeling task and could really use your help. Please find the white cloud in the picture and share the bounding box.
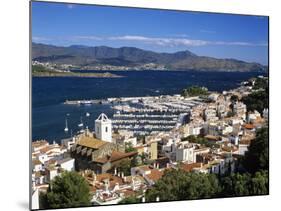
[32,34,268,47]
[212,41,268,46]
[67,4,75,9]
[107,35,266,47]
[32,36,51,42]
[109,35,208,47]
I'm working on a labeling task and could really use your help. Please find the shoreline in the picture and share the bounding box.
[32,72,124,78]
[32,75,266,142]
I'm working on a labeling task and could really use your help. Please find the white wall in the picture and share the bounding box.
[176,147,194,162]
[60,159,75,171]
[31,189,39,210]
[95,116,112,142]
[238,144,249,155]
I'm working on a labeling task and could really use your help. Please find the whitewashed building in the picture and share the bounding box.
[95,113,112,142]
[233,102,247,120]
[58,157,75,171]
[176,143,194,162]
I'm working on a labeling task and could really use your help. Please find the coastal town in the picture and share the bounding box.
[32,60,167,72]
[31,76,268,209]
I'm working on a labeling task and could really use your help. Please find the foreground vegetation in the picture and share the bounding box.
[40,171,91,209]
[242,77,269,113]
[182,86,209,97]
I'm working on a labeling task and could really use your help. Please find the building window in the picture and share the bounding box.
[105,127,108,132]
[97,126,99,133]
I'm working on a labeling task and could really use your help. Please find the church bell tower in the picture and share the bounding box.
[95,113,112,142]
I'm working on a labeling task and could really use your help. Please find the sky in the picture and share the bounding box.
[32,1,269,65]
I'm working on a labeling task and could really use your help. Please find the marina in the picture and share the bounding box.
[32,71,263,142]
[62,94,205,136]
[109,95,205,135]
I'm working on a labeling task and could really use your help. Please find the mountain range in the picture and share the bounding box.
[32,43,267,72]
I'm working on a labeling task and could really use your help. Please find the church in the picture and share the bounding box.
[71,113,137,174]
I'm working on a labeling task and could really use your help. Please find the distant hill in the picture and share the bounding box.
[32,43,267,72]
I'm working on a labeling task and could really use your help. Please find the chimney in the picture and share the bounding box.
[114,167,117,176]
[105,179,110,193]
[131,176,136,190]
[114,183,120,191]
[92,172,96,182]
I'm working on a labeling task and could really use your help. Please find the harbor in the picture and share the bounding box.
[63,94,205,136]
[111,95,204,135]
[32,71,263,142]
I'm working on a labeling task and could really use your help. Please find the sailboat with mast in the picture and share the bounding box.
[64,118,69,132]
[78,116,84,127]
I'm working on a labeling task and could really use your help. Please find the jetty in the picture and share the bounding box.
[64,99,108,105]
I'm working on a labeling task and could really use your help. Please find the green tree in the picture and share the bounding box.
[242,88,268,113]
[250,170,269,195]
[220,171,268,197]
[243,127,269,173]
[182,135,219,148]
[145,169,220,201]
[253,77,268,90]
[131,155,143,167]
[220,173,251,197]
[182,86,208,97]
[118,196,140,204]
[32,64,52,73]
[125,142,136,153]
[40,171,91,209]
[117,159,132,176]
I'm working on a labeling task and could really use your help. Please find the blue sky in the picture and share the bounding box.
[32,1,269,65]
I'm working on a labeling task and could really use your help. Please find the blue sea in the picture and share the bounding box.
[32,70,264,142]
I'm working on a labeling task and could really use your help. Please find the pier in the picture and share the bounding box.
[64,99,107,105]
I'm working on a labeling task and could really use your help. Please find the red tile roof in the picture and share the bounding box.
[146,169,164,182]
[110,151,137,162]
[243,124,255,130]
[180,163,202,172]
